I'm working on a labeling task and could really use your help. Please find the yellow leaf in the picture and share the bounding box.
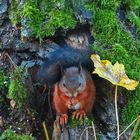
[91,54,139,90]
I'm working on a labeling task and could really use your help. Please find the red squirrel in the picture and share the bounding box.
[53,66,96,125]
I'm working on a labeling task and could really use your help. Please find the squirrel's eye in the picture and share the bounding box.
[79,83,82,86]
[63,83,66,87]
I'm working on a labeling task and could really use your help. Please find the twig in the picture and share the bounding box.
[42,121,49,140]
[115,85,119,140]
[80,126,91,140]
[129,116,140,140]
[4,52,17,70]
[4,52,24,82]
[91,121,97,140]
[80,124,97,140]
[115,115,140,140]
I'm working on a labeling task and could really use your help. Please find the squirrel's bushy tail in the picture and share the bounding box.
[37,28,94,85]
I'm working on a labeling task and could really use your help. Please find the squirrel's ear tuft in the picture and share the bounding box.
[78,63,82,73]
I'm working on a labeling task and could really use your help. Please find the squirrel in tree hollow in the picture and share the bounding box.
[37,27,96,125]
[54,66,96,125]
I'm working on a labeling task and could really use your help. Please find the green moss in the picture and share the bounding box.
[123,0,140,10]
[68,113,94,127]
[9,0,77,41]
[127,11,140,37]
[0,70,8,89]
[130,14,140,35]
[92,6,140,77]
[121,0,140,36]
[8,68,28,107]
[9,0,22,25]
[0,68,9,104]
[92,1,140,139]
[94,0,120,10]
[92,0,140,78]
[0,129,34,140]
[92,8,136,48]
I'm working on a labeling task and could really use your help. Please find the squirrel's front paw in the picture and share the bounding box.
[65,100,72,109]
[60,114,68,125]
[72,110,86,120]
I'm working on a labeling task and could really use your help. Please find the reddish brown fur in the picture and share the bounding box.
[53,68,96,124]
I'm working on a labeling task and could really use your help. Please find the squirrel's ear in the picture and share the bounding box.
[78,63,82,73]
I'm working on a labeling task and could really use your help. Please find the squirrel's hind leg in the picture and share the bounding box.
[59,114,68,125]
[55,105,68,125]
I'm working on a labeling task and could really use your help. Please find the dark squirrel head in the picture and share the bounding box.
[59,65,86,98]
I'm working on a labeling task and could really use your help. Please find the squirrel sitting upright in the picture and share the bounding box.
[54,66,96,125]
[37,27,96,124]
